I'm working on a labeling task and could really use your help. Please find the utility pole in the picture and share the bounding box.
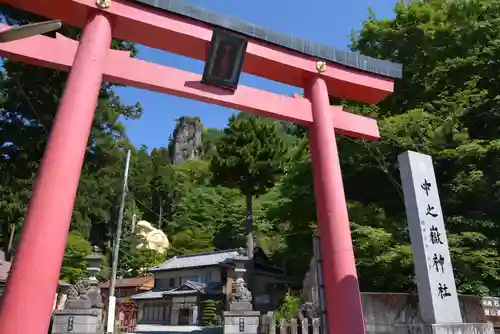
[130,200,137,234]
[131,212,137,234]
[106,149,131,334]
[158,198,163,229]
[131,212,137,249]
[6,224,15,261]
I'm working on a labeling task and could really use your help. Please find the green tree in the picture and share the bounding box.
[267,0,500,292]
[120,248,165,277]
[210,114,286,255]
[275,294,301,321]
[347,0,500,295]
[201,299,222,326]
[169,227,214,256]
[173,185,246,250]
[60,232,92,283]
[203,128,224,160]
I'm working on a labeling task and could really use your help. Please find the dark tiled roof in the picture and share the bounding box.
[131,280,223,300]
[149,249,242,271]
[131,290,164,300]
[134,0,402,79]
[163,280,206,295]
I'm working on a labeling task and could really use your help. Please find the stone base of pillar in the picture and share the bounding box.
[51,309,103,334]
[223,310,260,334]
[394,322,494,334]
[229,301,253,311]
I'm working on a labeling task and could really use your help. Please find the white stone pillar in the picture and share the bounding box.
[398,150,462,324]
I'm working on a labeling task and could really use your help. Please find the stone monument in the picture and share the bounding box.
[397,151,493,334]
[224,249,260,334]
[52,246,105,334]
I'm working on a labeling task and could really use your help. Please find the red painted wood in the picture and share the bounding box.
[5,0,394,104]
[308,77,366,334]
[0,13,113,334]
[0,28,380,140]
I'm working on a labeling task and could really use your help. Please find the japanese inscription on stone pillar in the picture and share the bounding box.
[398,151,462,324]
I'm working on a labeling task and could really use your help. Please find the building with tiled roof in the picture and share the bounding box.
[100,276,154,304]
[131,248,293,326]
[148,249,241,271]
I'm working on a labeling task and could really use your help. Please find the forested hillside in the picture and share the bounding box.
[2,0,500,296]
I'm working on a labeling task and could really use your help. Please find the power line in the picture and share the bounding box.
[15,76,49,138]
[132,195,163,222]
[341,135,405,203]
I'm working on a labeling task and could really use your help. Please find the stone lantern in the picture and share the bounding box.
[229,253,252,310]
[223,248,260,334]
[52,246,105,334]
[84,246,104,309]
[85,246,103,282]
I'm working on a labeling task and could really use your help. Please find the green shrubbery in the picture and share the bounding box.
[202,299,222,326]
[275,294,301,321]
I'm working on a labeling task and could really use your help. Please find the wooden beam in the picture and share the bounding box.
[0,26,380,140]
[4,0,394,104]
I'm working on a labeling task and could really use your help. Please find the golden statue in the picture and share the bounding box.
[135,220,170,254]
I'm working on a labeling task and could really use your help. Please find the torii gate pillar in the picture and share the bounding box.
[0,12,112,334]
[307,76,365,334]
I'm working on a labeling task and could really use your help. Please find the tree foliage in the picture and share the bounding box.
[210,113,286,254]
[275,294,301,321]
[202,299,222,326]
[266,0,500,295]
[4,0,500,298]
[61,232,92,284]
[210,113,286,197]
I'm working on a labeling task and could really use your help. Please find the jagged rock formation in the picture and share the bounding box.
[170,116,204,164]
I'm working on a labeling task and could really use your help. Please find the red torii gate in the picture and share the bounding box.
[0,1,401,334]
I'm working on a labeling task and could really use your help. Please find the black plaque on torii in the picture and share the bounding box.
[202,28,248,91]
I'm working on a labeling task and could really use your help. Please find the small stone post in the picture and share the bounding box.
[85,246,104,309]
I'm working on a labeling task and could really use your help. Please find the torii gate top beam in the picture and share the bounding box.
[0,26,381,140]
[5,0,401,104]
[135,0,402,80]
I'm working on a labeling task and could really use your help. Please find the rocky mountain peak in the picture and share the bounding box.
[170,116,204,164]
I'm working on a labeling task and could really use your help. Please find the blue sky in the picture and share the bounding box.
[115,0,398,150]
